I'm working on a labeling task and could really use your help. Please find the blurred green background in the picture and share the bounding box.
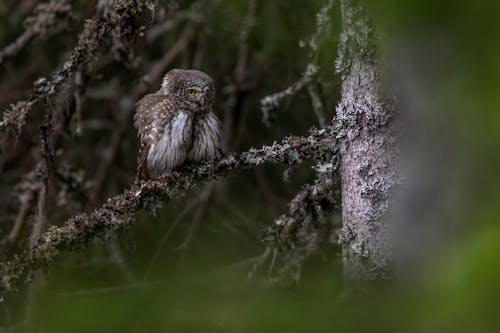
[1,0,500,332]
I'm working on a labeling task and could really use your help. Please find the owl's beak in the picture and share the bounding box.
[198,96,206,106]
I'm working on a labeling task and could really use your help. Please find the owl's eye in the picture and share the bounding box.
[187,89,196,96]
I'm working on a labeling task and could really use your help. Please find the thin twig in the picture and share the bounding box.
[7,191,34,245]
[143,200,196,279]
[139,23,195,95]
[248,246,272,280]
[28,179,48,250]
[222,0,257,151]
[177,183,214,256]
[108,241,136,282]
[306,82,327,128]
[260,0,335,127]
[28,125,53,249]
[254,167,279,215]
[91,109,130,202]
[261,157,339,279]
[220,197,256,229]
[260,65,317,127]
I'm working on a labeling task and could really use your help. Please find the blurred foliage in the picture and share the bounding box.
[1,0,500,332]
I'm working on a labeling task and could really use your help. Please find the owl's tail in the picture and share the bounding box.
[135,144,150,182]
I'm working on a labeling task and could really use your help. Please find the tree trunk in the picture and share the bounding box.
[335,0,399,281]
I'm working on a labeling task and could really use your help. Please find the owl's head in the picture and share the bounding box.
[161,69,215,111]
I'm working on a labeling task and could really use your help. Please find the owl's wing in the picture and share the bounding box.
[134,93,173,180]
[209,111,224,159]
[134,93,168,140]
[213,113,224,158]
[136,142,150,180]
[188,111,224,162]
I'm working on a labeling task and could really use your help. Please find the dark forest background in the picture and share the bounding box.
[0,0,499,332]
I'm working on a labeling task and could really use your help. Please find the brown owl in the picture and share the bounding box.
[134,69,223,179]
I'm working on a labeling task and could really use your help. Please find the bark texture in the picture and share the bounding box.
[335,0,399,280]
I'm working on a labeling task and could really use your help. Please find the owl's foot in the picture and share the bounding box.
[216,154,237,170]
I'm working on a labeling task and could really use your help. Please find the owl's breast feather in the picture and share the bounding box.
[188,112,222,162]
[147,111,193,176]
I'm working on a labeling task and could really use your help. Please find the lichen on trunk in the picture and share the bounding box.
[335,0,399,281]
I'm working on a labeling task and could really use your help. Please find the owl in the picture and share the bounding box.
[134,69,223,179]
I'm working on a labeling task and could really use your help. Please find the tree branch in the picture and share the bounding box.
[0,0,151,142]
[260,0,334,127]
[261,156,339,282]
[0,126,336,296]
[0,0,71,65]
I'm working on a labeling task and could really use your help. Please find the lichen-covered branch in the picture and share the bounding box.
[0,126,336,295]
[0,0,151,141]
[261,155,339,281]
[260,0,334,127]
[260,64,318,127]
[335,0,399,281]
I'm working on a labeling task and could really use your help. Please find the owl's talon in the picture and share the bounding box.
[214,156,234,170]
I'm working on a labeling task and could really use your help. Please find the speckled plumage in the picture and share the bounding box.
[134,69,222,179]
